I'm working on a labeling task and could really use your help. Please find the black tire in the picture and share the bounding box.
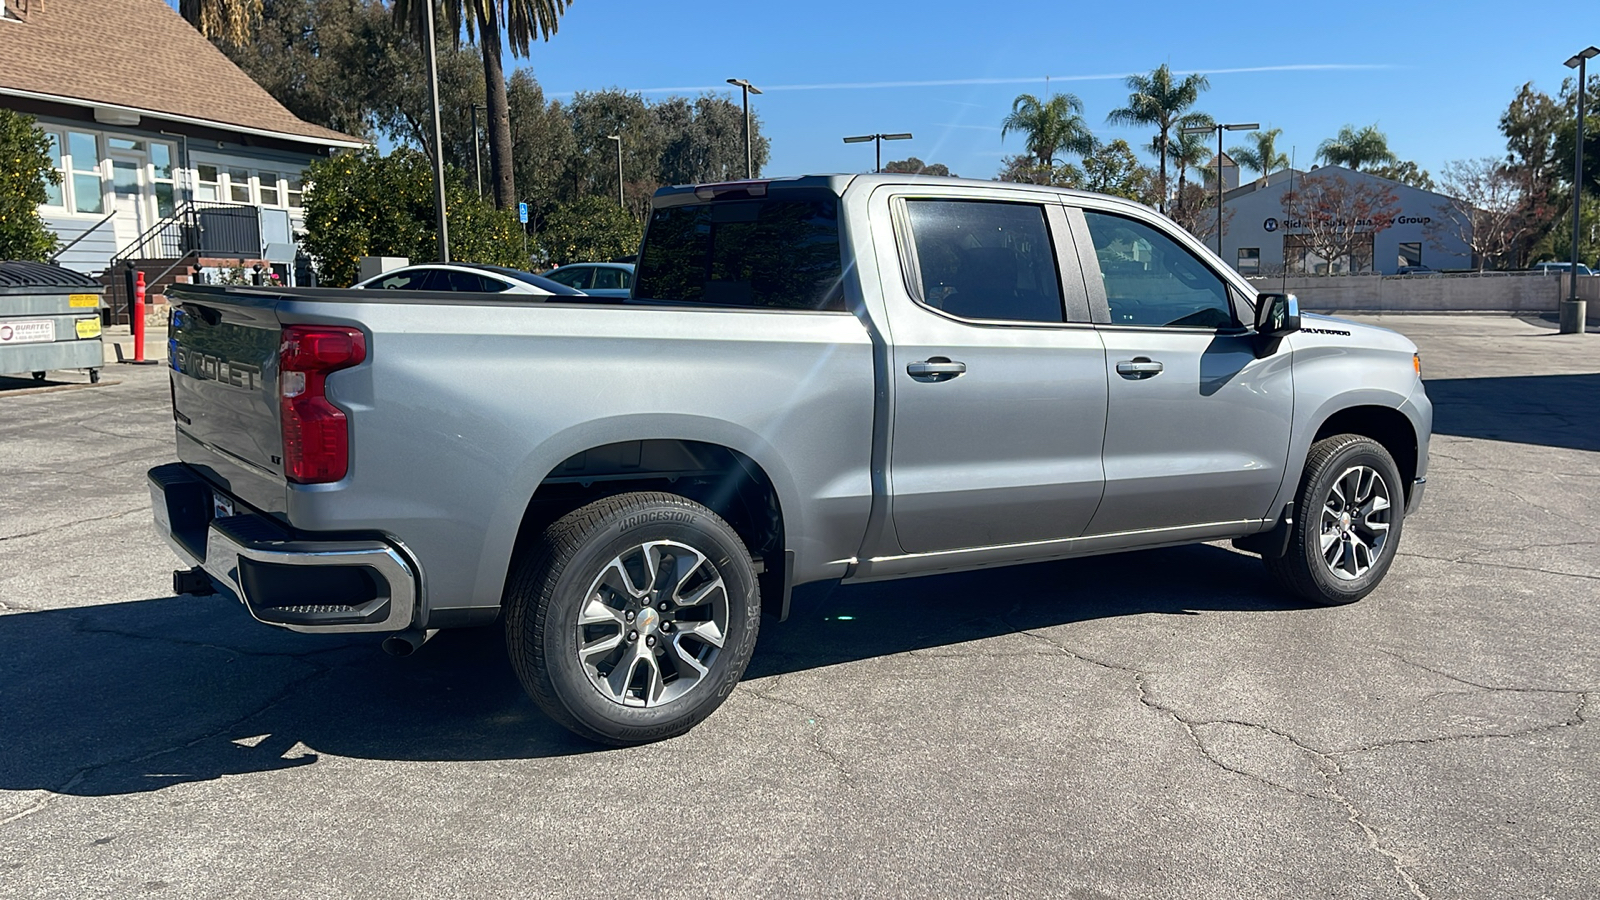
[88,369,101,384]
[31,371,46,382]
[504,492,761,746]
[1265,434,1406,606]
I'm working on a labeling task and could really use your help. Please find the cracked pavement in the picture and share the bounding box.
[1,315,1596,898]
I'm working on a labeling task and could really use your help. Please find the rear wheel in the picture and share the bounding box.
[504,492,761,745]
[1265,435,1405,605]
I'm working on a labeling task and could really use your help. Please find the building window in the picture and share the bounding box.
[196,165,220,201]
[258,172,280,206]
[1237,247,1261,275]
[286,174,304,208]
[107,137,145,151]
[1398,242,1422,269]
[228,167,252,203]
[67,132,103,214]
[43,133,65,208]
[151,143,176,216]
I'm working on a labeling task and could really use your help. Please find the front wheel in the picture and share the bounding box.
[1264,434,1406,605]
[504,492,761,746]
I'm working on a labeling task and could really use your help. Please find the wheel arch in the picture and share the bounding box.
[506,436,793,620]
[1311,404,1420,502]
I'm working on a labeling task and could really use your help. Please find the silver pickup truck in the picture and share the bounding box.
[150,174,1431,745]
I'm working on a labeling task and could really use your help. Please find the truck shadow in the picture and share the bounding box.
[1426,373,1600,452]
[0,544,1307,797]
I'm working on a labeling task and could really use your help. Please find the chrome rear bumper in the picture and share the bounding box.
[148,463,417,634]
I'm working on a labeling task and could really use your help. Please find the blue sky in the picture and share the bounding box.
[518,0,1600,180]
[179,0,1600,181]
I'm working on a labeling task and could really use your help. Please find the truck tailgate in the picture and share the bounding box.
[169,293,286,511]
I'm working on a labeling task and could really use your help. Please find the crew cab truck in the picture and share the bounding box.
[150,174,1431,745]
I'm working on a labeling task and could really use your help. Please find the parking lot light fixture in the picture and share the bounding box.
[1560,46,1598,334]
[843,132,913,173]
[726,78,763,179]
[1183,122,1259,257]
[606,134,623,209]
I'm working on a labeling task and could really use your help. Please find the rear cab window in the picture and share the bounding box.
[634,188,845,311]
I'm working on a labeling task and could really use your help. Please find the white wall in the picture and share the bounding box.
[1247,272,1564,314]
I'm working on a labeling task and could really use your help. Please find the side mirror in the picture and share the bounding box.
[1255,292,1300,339]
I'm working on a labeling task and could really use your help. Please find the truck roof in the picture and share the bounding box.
[651,173,1157,215]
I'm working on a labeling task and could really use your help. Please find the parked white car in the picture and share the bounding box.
[353,263,586,296]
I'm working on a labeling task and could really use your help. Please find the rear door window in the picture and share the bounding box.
[444,270,506,292]
[592,266,629,290]
[545,267,591,289]
[902,199,1064,323]
[634,193,844,310]
[372,270,436,290]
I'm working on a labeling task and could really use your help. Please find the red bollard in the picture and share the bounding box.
[132,271,147,363]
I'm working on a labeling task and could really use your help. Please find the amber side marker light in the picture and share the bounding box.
[1414,353,1422,376]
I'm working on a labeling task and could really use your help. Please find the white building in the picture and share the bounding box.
[0,0,363,298]
[1211,165,1472,275]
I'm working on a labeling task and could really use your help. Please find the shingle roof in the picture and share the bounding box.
[0,0,363,147]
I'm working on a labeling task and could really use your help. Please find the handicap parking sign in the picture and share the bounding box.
[518,202,529,224]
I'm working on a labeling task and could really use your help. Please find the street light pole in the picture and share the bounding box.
[471,104,488,197]
[1561,46,1598,334]
[421,0,449,262]
[726,78,763,179]
[843,133,912,173]
[606,134,623,209]
[1183,122,1257,260]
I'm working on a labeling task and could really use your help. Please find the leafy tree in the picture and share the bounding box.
[655,94,771,186]
[1368,160,1435,191]
[1499,82,1568,266]
[883,157,955,177]
[507,70,576,227]
[1001,93,1095,178]
[1106,64,1211,212]
[1169,182,1234,246]
[1280,171,1400,274]
[1428,158,1529,271]
[535,196,643,267]
[0,110,60,262]
[564,89,662,218]
[1315,124,1397,171]
[994,154,1078,186]
[1229,127,1290,177]
[179,0,262,43]
[1078,139,1155,204]
[393,0,571,210]
[299,148,522,286]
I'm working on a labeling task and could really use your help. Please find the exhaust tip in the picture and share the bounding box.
[382,628,437,658]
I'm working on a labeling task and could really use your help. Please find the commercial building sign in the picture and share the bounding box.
[1263,213,1434,232]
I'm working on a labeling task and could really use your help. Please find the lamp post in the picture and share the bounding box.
[470,103,488,197]
[421,0,449,261]
[1183,122,1258,260]
[843,133,912,173]
[606,134,623,209]
[1561,46,1598,334]
[726,78,763,179]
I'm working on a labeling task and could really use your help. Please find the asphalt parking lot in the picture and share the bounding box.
[1,314,1595,899]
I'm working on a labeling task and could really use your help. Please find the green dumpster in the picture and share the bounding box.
[0,260,105,384]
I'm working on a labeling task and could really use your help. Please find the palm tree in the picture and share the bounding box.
[1229,127,1290,177]
[1106,64,1211,212]
[1316,124,1397,172]
[1167,129,1210,198]
[395,0,571,210]
[1001,93,1096,181]
[179,0,261,44]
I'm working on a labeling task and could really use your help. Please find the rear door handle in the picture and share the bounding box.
[907,358,967,380]
[1115,358,1164,379]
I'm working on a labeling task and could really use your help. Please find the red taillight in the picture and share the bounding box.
[279,325,366,484]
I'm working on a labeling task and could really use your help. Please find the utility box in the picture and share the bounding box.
[0,260,106,384]
[358,257,409,283]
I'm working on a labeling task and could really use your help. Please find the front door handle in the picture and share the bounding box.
[907,358,967,380]
[1115,358,1164,379]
